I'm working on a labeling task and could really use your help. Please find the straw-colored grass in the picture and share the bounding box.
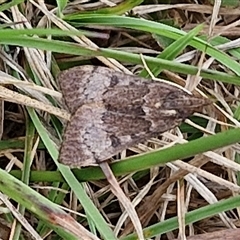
[0,1,240,239]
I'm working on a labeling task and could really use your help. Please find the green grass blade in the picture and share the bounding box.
[139,24,204,77]
[122,194,240,239]
[27,107,116,239]
[12,116,36,240]
[64,14,240,76]
[0,0,24,12]
[0,168,79,239]
[10,127,240,184]
[0,35,239,85]
[68,0,144,15]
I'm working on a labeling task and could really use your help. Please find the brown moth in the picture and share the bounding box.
[58,65,210,239]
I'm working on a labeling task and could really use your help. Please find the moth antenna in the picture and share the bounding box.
[99,162,144,240]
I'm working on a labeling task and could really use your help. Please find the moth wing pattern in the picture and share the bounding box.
[58,66,210,167]
[59,103,154,166]
[58,65,180,113]
[58,65,141,114]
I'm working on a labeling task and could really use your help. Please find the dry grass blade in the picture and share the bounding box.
[0,86,69,120]
[0,0,240,239]
[99,162,144,239]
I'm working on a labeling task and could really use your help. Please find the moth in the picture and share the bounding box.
[58,65,210,239]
